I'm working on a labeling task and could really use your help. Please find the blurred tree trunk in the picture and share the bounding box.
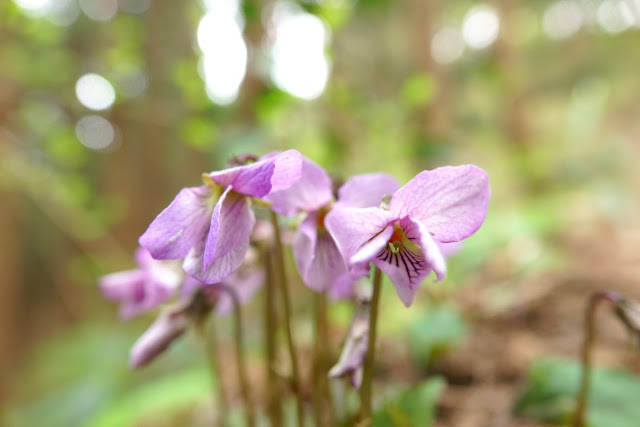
[0,190,20,405]
[106,0,203,248]
[494,0,530,147]
[408,0,451,165]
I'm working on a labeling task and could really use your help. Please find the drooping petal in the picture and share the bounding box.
[292,212,317,286]
[336,173,400,209]
[208,149,302,198]
[139,186,213,260]
[265,157,333,216]
[389,165,490,243]
[200,187,255,275]
[266,149,304,193]
[129,307,190,369]
[324,206,396,265]
[293,212,349,292]
[183,229,251,284]
[372,217,446,307]
[308,233,349,293]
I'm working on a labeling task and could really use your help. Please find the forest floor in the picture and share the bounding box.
[430,221,640,427]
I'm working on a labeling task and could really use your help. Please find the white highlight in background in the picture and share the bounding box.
[597,0,635,33]
[431,27,465,64]
[542,1,584,39]
[462,5,500,50]
[198,10,247,105]
[268,2,330,100]
[75,73,116,111]
[76,115,115,150]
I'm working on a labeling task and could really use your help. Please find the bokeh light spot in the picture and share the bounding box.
[268,2,330,100]
[79,0,118,22]
[462,5,500,50]
[197,1,247,105]
[542,1,584,40]
[76,115,115,150]
[75,73,116,111]
[431,27,464,64]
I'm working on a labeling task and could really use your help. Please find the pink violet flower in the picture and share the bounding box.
[265,158,399,294]
[138,150,302,284]
[325,165,490,306]
[99,247,182,319]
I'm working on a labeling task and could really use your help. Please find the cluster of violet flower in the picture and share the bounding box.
[99,149,490,419]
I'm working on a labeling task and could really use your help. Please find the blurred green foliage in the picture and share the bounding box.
[514,358,640,427]
[2,0,640,424]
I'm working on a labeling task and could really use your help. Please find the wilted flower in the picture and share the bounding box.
[265,157,398,294]
[139,150,302,284]
[129,291,211,369]
[99,247,181,319]
[326,165,490,306]
[329,282,372,388]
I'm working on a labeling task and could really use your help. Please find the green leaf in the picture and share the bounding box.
[408,304,467,367]
[515,357,640,427]
[372,377,446,427]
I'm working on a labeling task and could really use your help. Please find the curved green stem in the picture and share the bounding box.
[359,267,383,423]
[270,210,305,427]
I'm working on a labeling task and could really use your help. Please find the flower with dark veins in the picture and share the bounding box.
[265,157,399,294]
[325,165,490,306]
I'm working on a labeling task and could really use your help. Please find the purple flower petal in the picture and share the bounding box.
[139,186,213,260]
[350,223,394,266]
[204,187,254,270]
[183,227,251,284]
[324,206,396,265]
[292,212,317,285]
[265,157,333,216]
[336,173,400,209]
[372,217,446,306]
[266,149,304,193]
[328,265,370,300]
[208,150,302,198]
[389,165,490,243]
[293,212,348,292]
[99,247,182,319]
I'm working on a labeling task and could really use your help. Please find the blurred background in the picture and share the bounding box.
[2,0,640,425]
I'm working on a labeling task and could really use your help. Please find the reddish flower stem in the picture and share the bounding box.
[198,317,229,425]
[359,267,383,423]
[217,284,256,427]
[263,248,284,426]
[270,210,305,427]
